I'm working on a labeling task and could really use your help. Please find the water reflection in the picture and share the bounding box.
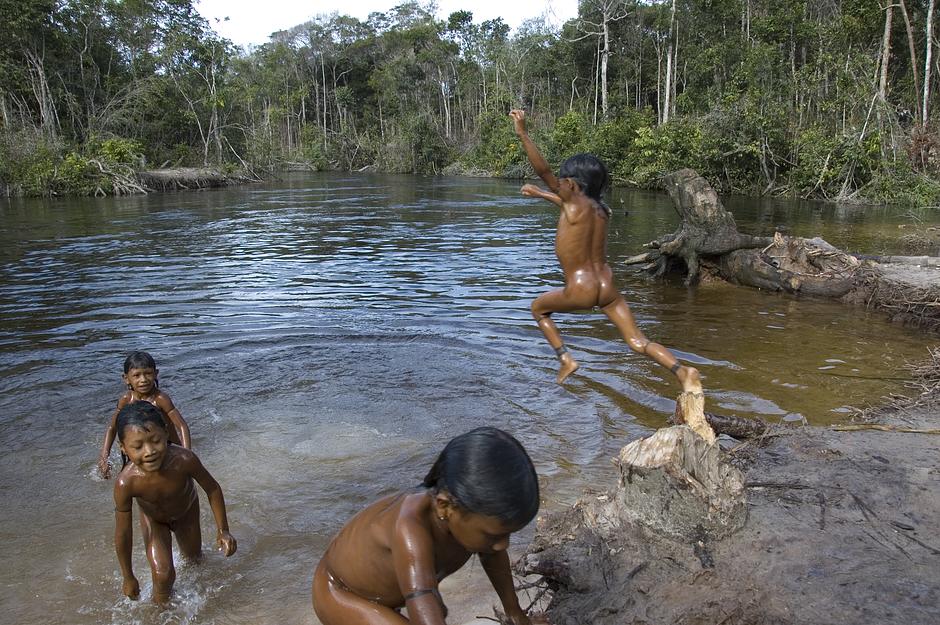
[0,173,934,624]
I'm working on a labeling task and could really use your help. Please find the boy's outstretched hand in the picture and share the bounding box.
[122,576,140,600]
[509,109,527,136]
[520,184,541,197]
[217,529,237,556]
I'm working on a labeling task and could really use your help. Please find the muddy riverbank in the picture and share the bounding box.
[521,350,940,625]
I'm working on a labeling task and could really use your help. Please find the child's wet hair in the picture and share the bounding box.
[116,401,167,441]
[123,351,157,373]
[559,153,611,213]
[423,426,539,527]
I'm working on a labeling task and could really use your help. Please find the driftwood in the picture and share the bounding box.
[628,169,940,331]
[138,168,234,191]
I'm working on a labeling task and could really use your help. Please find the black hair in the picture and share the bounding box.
[123,351,157,373]
[116,401,167,442]
[558,153,611,216]
[423,426,539,527]
[123,351,159,389]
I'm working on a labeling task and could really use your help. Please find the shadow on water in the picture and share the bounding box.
[0,172,935,624]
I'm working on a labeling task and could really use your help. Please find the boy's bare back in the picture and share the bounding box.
[322,492,472,607]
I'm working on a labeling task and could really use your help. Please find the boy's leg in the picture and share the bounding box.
[313,560,408,625]
[601,297,702,393]
[140,512,176,604]
[172,498,203,563]
[531,288,590,384]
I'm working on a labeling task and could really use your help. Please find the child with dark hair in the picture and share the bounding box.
[112,401,236,605]
[510,109,704,393]
[98,351,191,478]
[312,426,545,625]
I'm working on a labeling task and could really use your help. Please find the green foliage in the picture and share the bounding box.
[300,126,330,171]
[3,0,940,206]
[864,164,940,207]
[462,111,525,176]
[0,130,60,196]
[548,110,589,162]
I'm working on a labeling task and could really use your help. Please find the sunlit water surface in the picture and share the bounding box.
[1,173,935,624]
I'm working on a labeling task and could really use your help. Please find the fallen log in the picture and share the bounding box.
[634,168,940,332]
[138,167,233,191]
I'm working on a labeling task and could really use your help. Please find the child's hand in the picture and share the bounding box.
[520,184,541,197]
[509,109,527,135]
[217,529,237,556]
[98,456,112,479]
[122,576,140,599]
[510,613,551,625]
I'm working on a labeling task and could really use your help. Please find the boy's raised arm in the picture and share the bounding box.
[190,454,237,556]
[113,480,139,599]
[510,109,560,192]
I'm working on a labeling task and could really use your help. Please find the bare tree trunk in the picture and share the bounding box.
[924,0,936,126]
[24,49,59,138]
[593,44,600,124]
[878,1,893,104]
[662,0,677,124]
[601,15,610,119]
[899,0,922,124]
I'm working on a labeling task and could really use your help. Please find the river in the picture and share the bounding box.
[0,173,934,624]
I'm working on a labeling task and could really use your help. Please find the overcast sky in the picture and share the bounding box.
[195,0,579,48]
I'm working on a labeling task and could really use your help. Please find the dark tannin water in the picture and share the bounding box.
[0,173,933,624]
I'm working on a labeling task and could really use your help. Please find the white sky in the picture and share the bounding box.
[196,0,579,48]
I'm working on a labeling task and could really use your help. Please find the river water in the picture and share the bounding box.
[0,173,935,624]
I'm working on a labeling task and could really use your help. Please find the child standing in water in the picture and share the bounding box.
[312,426,545,625]
[510,109,703,392]
[98,351,191,478]
[112,401,236,604]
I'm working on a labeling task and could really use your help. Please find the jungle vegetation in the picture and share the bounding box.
[3,0,940,205]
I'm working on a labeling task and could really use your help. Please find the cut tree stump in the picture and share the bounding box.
[673,391,715,444]
[601,425,746,541]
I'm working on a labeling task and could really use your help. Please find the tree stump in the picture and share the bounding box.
[605,425,746,540]
[625,168,772,283]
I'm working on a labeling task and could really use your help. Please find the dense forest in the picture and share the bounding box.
[3,0,940,205]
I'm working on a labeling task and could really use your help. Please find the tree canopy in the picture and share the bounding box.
[2,0,940,204]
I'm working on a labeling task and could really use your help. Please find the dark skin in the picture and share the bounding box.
[510,109,703,392]
[312,490,547,625]
[113,422,236,605]
[98,366,191,478]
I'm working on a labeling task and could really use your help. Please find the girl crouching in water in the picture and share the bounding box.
[313,426,544,625]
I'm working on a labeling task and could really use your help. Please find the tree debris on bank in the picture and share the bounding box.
[626,168,940,332]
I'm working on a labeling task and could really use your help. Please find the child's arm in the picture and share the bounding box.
[156,393,191,449]
[510,109,560,192]
[189,454,237,555]
[392,514,447,625]
[98,396,129,478]
[480,550,532,625]
[113,479,139,599]
[521,183,563,208]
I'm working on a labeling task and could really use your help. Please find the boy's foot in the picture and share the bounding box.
[676,365,703,394]
[556,354,579,384]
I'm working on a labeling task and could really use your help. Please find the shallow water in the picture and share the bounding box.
[0,173,935,624]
